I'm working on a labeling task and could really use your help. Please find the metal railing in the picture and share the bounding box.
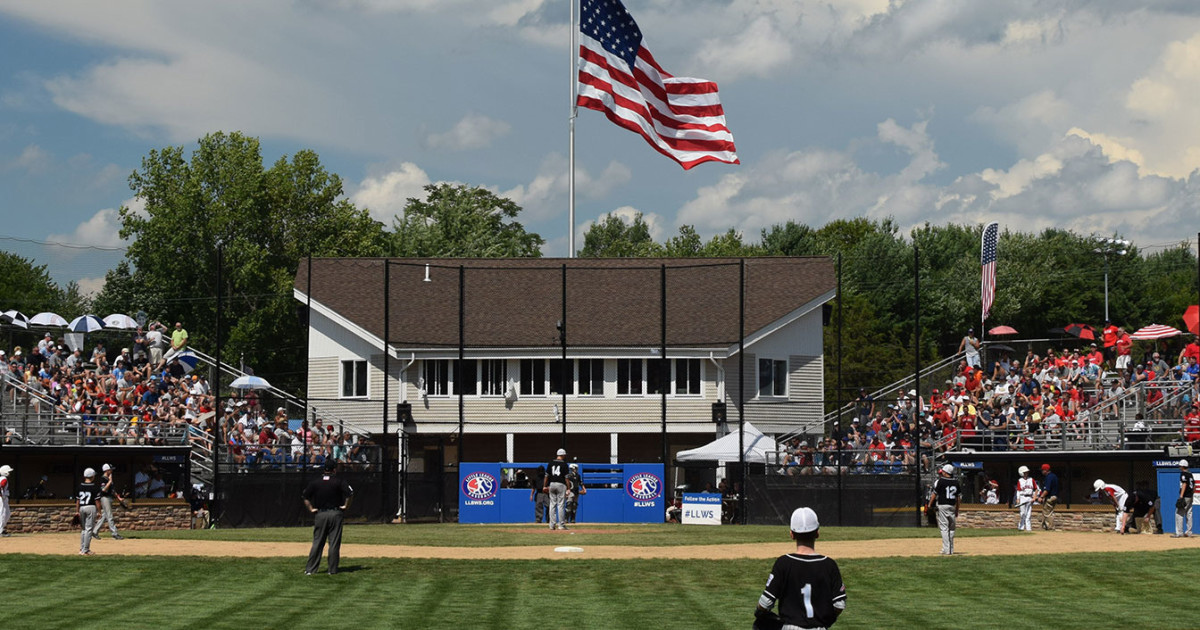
[1,408,192,447]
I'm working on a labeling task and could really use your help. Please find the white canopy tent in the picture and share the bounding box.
[676,422,778,466]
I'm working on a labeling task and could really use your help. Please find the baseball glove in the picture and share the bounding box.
[753,609,784,630]
[71,513,81,527]
[1178,498,1188,510]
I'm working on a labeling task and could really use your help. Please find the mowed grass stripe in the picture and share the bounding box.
[1,551,1196,630]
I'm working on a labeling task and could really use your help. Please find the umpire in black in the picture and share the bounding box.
[302,459,354,575]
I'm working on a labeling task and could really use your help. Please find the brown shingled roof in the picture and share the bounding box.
[295,257,834,349]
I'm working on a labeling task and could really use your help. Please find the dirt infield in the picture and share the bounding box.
[1,530,1195,560]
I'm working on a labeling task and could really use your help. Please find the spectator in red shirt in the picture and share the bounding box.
[1182,405,1200,446]
[1115,328,1133,372]
[1103,320,1119,353]
[1180,340,1200,365]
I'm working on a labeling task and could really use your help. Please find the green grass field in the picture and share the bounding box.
[2,527,1194,630]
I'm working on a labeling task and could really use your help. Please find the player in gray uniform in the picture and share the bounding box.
[92,463,125,540]
[1174,459,1194,537]
[0,464,12,537]
[927,464,960,555]
[544,448,569,530]
[77,468,101,555]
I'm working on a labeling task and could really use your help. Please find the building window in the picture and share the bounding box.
[520,359,546,396]
[647,358,669,395]
[577,359,604,395]
[617,358,642,395]
[341,360,368,398]
[675,358,701,395]
[758,358,787,397]
[454,359,477,396]
[480,359,507,396]
[549,359,571,395]
[424,359,450,396]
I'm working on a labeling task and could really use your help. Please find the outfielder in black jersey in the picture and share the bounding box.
[1175,459,1194,537]
[928,464,961,555]
[755,507,846,630]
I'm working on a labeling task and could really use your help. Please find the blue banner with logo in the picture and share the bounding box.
[458,463,664,524]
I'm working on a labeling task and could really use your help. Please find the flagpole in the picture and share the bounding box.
[567,0,578,258]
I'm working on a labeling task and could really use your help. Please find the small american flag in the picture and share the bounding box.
[576,0,738,169]
[981,222,999,321]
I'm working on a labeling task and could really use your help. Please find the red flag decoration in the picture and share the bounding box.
[576,0,738,169]
[981,222,999,321]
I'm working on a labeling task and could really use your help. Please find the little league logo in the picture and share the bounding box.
[462,472,497,501]
[626,472,662,501]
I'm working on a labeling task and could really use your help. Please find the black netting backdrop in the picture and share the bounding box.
[746,474,923,527]
[216,470,387,528]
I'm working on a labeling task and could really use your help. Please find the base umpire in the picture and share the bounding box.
[302,459,354,575]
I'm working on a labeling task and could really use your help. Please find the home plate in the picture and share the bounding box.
[554,546,584,553]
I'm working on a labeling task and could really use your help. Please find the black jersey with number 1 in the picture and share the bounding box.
[760,553,847,629]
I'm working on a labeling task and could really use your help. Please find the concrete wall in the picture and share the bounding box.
[957,504,1140,532]
[6,500,194,533]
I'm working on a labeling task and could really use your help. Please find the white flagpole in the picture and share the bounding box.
[568,0,578,258]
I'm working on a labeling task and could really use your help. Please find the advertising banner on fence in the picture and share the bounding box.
[681,493,722,525]
[459,463,663,524]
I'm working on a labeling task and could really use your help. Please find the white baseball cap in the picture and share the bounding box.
[569,463,578,469]
[940,464,955,475]
[1181,459,1190,468]
[1018,465,1030,475]
[102,463,112,472]
[790,507,820,534]
[0,465,11,477]
[556,448,567,456]
[1093,479,1105,491]
[84,467,96,478]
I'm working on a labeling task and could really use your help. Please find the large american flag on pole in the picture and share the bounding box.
[981,222,999,321]
[576,0,739,169]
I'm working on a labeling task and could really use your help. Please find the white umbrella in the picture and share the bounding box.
[229,375,272,390]
[103,313,139,330]
[30,312,68,327]
[68,314,106,333]
[1,310,28,329]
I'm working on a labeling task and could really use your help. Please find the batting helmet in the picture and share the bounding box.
[0,465,11,477]
[1093,479,1105,491]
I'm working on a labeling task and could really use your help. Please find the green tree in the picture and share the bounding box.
[95,131,385,392]
[579,212,663,257]
[383,184,544,257]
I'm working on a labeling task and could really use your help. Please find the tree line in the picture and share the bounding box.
[5,131,1197,397]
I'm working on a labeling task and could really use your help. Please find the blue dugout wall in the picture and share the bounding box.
[459,462,665,524]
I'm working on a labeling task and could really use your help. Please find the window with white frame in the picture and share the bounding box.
[341,360,368,398]
[675,358,702,395]
[423,359,450,396]
[480,359,507,396]
[577,359,604,395]
[758,358,787,397]
[520,358,546,396]
[617,358,643,395]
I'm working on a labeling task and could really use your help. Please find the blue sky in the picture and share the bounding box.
[2,0,1200,294]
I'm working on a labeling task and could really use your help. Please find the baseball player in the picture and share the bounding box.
[1121,489,1157,534]
[92,463,125,540]
[1174,459,1194,538]
[565,463,586,524]
[1014,466,1039,531]
[1038,464,1059,530]
[1094,479,1128,532]
[77,468,101,555]
[0,464,12,537]
[755,507,847,630]
[302,459,354,575]
[927,464,960,555]
[544,448,569,530]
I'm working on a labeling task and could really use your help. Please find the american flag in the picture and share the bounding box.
[576,0,738,169]
[981,222,999,321]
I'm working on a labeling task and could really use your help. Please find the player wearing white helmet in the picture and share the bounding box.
[77,467,101,555]
[927,464,961,555]
[92,463,125,540]
[1174,460,1194,538]
[1094,479,1127,533]
[0,464,13,537]
[755,507,847,630]
[1014,466,1039,531]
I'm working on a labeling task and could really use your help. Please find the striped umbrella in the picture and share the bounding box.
[175,350,202,373]
[1129,324,1182,340]
[68,314,106,333]
[1,310,29,329]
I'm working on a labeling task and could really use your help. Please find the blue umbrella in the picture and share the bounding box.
[175,351,202,374]
[68,314,106,333]
[229,375,272,390]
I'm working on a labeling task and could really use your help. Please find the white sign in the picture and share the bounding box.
[682,493,723,526]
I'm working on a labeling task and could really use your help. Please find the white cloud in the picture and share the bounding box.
[46,206,125,248]
[350,162,433,224]
[577,205,666,242]
[696,16,792,80]
[76,276,107,296]
[423,113,512,151]
[1120,31,1200,177]
[500,155,631,222]
[5,144,51,174]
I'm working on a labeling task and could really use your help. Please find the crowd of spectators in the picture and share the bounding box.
[775,333,1200,476]
[0,323,376,471]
